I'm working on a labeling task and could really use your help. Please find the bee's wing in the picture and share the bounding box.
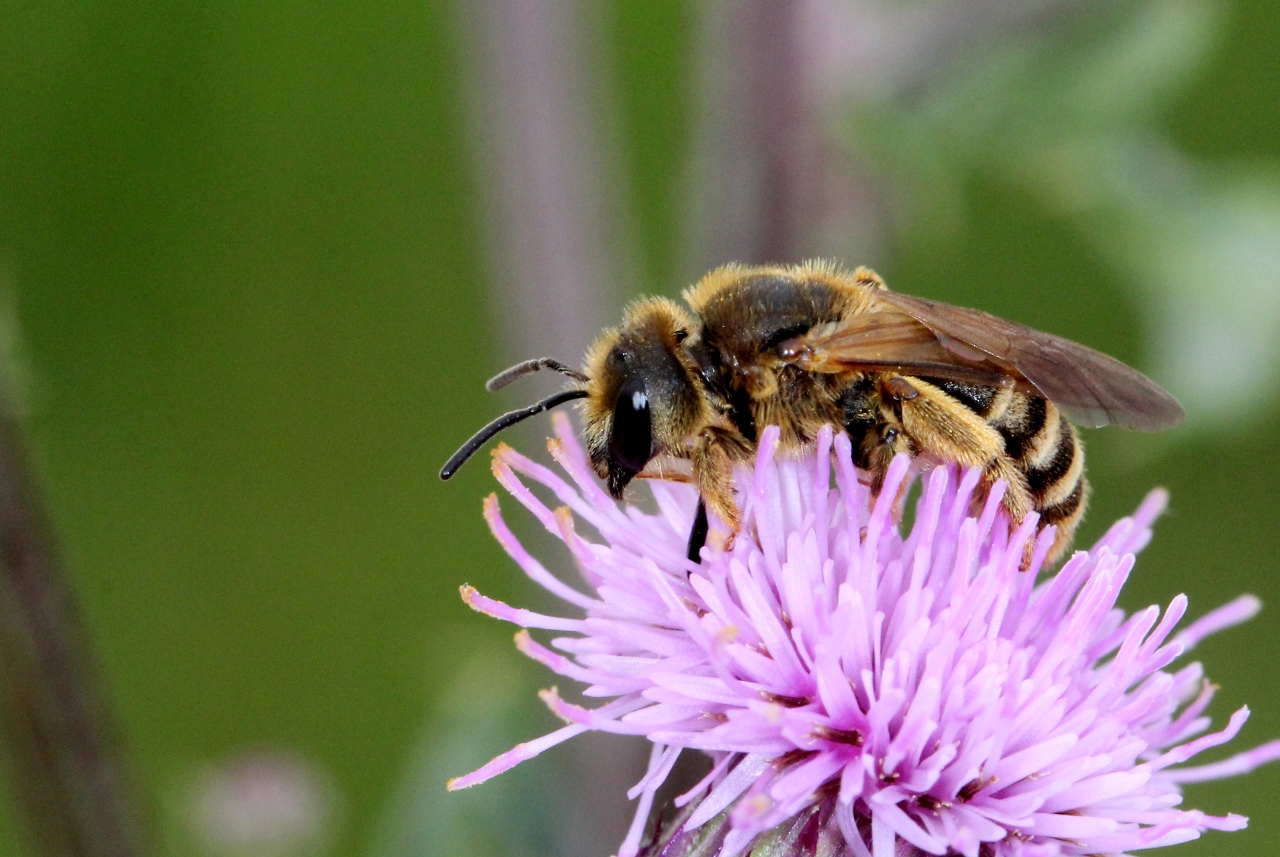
[782,293,1185,431]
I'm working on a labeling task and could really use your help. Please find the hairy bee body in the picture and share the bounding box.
[681,266,1087,560]
[443,262,1182,567]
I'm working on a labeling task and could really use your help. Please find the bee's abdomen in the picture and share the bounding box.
[996,396,1087,532]
[993,396,1047,460]
[1040,476,1088,528]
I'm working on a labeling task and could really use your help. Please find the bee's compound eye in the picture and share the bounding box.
[610,378,652,473]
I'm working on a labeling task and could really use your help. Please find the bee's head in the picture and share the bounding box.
[439,298,703,494]
[582,298,703,498]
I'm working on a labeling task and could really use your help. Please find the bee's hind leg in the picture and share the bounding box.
[891,377,1042,568]
[980,458,1037,570]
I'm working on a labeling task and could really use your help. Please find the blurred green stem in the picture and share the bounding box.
[0,393,148,857]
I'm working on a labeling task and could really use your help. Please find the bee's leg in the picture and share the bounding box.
[839,377,888,477]
[965,452,1041,569]
[839,379,912,520]
[634,464,694,484]
[892,379,1000,464]
[892,378,1041,565]
[691,428,746,545]
[686,497,710,563]
[984,457,1039,570]
[862,427,912,519]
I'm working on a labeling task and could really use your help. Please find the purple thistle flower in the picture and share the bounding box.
[448,413,1280,857]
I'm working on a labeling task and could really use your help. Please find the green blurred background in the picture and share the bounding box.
[0,1,1277,855]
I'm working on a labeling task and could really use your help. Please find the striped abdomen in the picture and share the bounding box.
[931,380,1089,558]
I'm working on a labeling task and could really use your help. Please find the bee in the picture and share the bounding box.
[441,262,1184,565]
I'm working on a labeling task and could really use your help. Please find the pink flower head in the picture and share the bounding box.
[448,413,1280,857]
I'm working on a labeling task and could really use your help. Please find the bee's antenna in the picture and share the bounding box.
[440,388,590,480]
[486,358,588,392]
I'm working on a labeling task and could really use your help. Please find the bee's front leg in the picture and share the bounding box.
[634,463,694,484]
[689,427,748,559]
